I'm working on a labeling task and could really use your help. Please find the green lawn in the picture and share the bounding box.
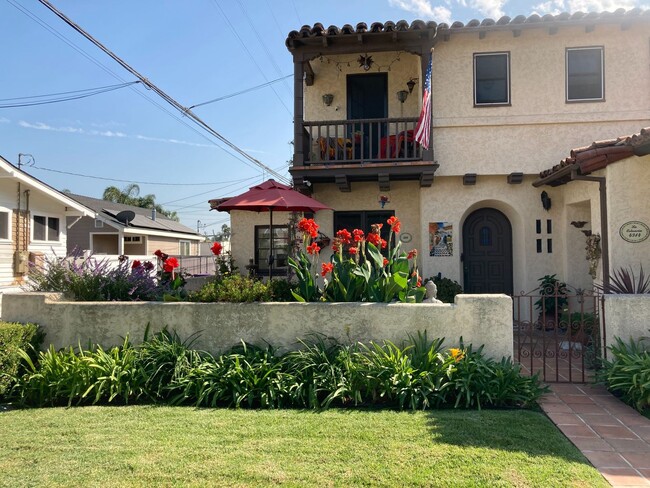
[0,406,606,487]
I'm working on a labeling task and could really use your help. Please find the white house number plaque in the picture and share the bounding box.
[619,221,650,243]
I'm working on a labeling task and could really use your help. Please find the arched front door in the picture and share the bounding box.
[462,208,513,294]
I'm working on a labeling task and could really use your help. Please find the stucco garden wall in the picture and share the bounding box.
[604,295,650,348]
[1,292,513,359]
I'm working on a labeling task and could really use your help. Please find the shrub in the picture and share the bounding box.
[28,251,159,301]
[0,322,42,398]
[267,279,296,302]
[599,335,650,413]
[596,265,650,294]
[7,332,547,411]
[425,275,463,303]
[189,275,270,302]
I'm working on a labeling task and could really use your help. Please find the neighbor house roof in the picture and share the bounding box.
[534,127,650,187]
[69,193,202,239]
[0,155,95,217]
[286,8,650,50]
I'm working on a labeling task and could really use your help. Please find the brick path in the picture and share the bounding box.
[539,383,650,487]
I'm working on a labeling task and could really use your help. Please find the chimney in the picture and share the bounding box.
[151,208,156,221]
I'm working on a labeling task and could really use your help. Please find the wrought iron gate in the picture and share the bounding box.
[512,281,605,383]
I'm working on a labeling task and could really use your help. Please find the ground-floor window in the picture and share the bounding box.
[33,215,59,242]
[333,211,394,245]
[0,210,9,240]
[255,225,289,275]
[179,240,191,256]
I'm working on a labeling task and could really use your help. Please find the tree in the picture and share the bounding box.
[213,224,231,241]
[102,184,179,221]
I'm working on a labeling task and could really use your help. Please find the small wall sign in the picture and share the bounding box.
[619,221,649,243]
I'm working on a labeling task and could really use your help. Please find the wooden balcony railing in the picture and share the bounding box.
[301,117,422,165]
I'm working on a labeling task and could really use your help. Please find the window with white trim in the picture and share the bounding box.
[566,47,604,102]
[179,240,190,256]
[0,211,9,240]
[473,52,510,106]
[33,215,60,241]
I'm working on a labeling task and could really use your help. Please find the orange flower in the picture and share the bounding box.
[307,242,321,255]
[383,258,389,266]
[321,262,334,276]
[332,238,341,253]
[449,348,465,363]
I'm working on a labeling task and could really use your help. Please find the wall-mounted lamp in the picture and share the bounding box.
[406,78,417,93]
[541,191,552,211]
[396,90,409,103]
[322,93,334,106]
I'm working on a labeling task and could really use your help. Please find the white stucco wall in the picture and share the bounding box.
[431,23,650,175]
[1,292,514,359]
[603,295,650,349]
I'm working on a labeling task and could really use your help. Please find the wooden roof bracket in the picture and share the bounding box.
[335,174,351,192]
[378,173,390,192]
[303,61,315,86]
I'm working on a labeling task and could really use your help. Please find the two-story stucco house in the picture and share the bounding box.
[226,9,650,295]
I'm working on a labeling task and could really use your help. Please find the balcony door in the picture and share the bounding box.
[347,73,387,160]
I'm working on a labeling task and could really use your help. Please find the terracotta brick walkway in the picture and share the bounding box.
[539,383,650,487]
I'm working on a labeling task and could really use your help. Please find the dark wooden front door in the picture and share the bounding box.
[462,208,513,294]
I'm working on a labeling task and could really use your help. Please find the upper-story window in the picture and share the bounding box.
[566,47,604,102]
[473,52,510,106]
[33,215,60,242]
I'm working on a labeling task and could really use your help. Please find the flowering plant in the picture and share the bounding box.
[154,249,186,301]
[288,216,425,303]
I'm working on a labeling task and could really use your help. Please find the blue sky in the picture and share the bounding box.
[1,0,647,234]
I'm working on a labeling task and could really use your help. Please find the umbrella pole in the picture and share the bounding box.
[269,209,273,280]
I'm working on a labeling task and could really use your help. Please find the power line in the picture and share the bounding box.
[37,0,290,184]
[188,74,291,110]
[235,0,292,96]
[8,0,264,175]
[28,164,257,186]
[210,0,292,116]
[0,81,139,102]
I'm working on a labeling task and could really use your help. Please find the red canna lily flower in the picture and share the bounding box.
[163,257,179,273]
[321,262,334,276]
[336,229,352,245]
[352,229,365,242]
[131,260,142,269]
[348,246,358,255]
[211,242,223,256]
[307,242,321,255]
[381,239,387,249]
[383,257,389,266]
[407,249,418,260]
[298,218,319,238]
[366,232,381,247]
[387,216,401,233]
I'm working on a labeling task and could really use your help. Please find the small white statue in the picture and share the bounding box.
[423,281,442,304]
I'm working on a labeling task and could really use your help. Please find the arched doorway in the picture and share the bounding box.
[462,208,513,294]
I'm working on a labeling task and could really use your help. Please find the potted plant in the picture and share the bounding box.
[535,274,568,329]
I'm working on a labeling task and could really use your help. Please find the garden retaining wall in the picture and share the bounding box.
[1,293,513,359]
[603,295,650,347]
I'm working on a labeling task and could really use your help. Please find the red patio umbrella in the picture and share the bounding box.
[212,179,331,278]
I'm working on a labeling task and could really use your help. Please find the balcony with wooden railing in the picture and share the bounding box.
[291,116,437,191]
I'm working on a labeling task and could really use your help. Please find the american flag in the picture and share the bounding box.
[414,53,432,150]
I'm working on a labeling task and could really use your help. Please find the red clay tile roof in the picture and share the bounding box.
[286,9,650,48]
[536,127,650,185]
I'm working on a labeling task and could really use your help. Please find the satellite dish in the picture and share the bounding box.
[115,210,136,225]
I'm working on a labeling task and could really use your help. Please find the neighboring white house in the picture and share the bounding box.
[0,155,95,292]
